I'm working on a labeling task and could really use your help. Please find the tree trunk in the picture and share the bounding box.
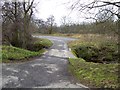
[11,2,20,47]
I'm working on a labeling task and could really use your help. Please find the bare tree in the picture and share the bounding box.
[61,16,73,26]
[34,19,48,33]
[22,0,35,48]
[2,0,35,48]
[61,16,67,26]
[47,15,55,34]
[70,0,120,20]
[2,1,23,46]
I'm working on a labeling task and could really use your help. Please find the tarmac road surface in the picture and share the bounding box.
[2,36,89,89]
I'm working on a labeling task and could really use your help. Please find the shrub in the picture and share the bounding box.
[27,38,53,51]
[70,42,118,63]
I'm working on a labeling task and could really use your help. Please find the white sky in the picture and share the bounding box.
[4,0,119,25]
[34,0,85,26]
[34,0,119,25]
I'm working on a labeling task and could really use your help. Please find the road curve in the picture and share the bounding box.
[2,36,89,88]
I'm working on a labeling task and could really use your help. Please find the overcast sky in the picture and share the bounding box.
[34,0,87,26]
[4,0,118,25]
[33,0,118,25]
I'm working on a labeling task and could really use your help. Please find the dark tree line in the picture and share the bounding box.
[56,21,117,35]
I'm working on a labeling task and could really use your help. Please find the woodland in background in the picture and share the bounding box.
[34,18,118,37]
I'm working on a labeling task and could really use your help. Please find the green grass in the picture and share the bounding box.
[2,38,53,63]
[68,58,119,88]
[34,38,53,48]
[2,45,45,63]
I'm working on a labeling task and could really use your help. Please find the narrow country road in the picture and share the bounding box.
[2,36,88,88]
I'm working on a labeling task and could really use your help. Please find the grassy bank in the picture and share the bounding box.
[2,45,45,63]
[2,38,53,63]
[34,38,53,48]
[68,34,118,88]
[68,58,118,88]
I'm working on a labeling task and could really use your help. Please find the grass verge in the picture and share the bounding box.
[2,38,53,63]
[68,58,118,88]
[2,45,45,63]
